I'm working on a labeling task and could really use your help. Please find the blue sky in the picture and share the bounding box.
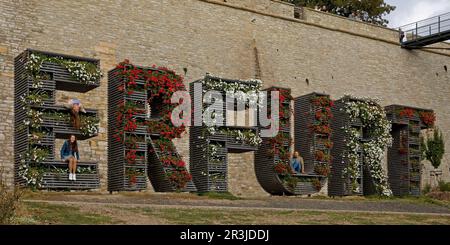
[385,0,450,28]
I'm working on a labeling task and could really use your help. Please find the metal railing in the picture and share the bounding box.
[399,12,450,43]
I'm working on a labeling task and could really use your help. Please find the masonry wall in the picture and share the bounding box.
[1,0,449,195]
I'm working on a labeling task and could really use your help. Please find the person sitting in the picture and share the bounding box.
[60,134,80,181]
[64,98,86,129]
[291,151,305,174]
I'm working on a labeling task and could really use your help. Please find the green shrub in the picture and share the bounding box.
[423,184,432,194]
[438,181,450,192]
[422,129,445,169]
[0,169,23,224]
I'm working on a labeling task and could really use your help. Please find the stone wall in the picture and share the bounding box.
[1,0,449,196]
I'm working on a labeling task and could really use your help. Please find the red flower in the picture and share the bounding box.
[399,108,416,118]
[419,111,436,127]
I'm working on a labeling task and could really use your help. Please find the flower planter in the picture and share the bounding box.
[125,91,147,101]
[350,118,363,127]
[207,163,227,172]
[294,181,319,195]
[132,125,148,135]
[30,133,55,146]
[124,175,147,191]
[40,61,100,93]
[408,137,420,145]
[42,117,98,140]
[409,125,421,133]
[410,188,421,196]
[279,124,290,133]
[41,173,100,190]
[226,140,259,151]
[386,113,409,125]
[207,132,228,141]
[14,50,101,190]
[126,142,147,151]
[27,79,56,90]
[207,180,227,192]
[409,173,421,182]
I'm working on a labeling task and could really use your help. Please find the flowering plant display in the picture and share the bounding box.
[125,150,143,164]
[207,143,225,164]
[113,60,192,191]
[263,88,297,189]
[314,163,330,177]
[308,95,334,177]
[114,60,187,141]
[20,90,50,106]
[396,107,436,128]
[17,51,101,189]
[342,96,393,197]
[266,88,292,129]
[220,128,262,146]
[398,108,416,118]
[126,168,145,186]
[312,178,322,191]
[18,147,51,188]
[18,164,45,189]
[79,115,100,136]
[274,161,291,176]
[160,155,187,168]
[25,53,102,85]
[309,95,334,135]
[419,111,436,127]
[24,109,44,130]
[200,75,263,145]
[166,169,193,190]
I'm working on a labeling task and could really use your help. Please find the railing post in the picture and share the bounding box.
[415,22,418,40]
[438,16,441,33]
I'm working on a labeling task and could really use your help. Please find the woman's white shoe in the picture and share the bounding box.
[73,174,77,181]
[69,173,73,181]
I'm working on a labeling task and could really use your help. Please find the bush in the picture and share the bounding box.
[423,184,432,194]
[0,168,23,224]
[438,181,450,192]
[422,129,445,169]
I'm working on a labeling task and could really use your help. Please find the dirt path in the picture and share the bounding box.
[23,192,450,215]
[24,199,450,217]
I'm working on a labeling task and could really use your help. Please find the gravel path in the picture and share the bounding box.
[24,193,450,215]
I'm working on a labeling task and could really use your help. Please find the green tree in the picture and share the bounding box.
[284,0,396,26]
[422,129,445,169]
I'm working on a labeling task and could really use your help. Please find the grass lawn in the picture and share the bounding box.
[15,201,450,225]
[15,202,117,225]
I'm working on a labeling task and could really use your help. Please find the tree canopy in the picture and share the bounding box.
[283,0,396,26]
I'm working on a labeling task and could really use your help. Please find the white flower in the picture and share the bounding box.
[342,96,392,197]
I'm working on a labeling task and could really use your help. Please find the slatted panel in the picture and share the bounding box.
[14,51,30,186]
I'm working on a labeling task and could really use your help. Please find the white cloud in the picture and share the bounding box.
[385,0,450,28]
